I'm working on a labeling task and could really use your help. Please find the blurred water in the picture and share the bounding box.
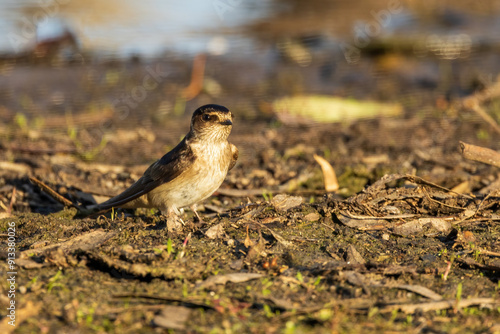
[2,0,500,62]
[2,0,500,131]
[0,0,276,58]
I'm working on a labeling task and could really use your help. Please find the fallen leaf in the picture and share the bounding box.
[346,245,366,265]
[451,180,470,194]
[20,230,117,258]
[245,232,268,261]
[457,209,476,221]
[196,273,264,289]
[273,95,402,123]
[344,271,367,286]
[205,223,225,239]
[313,154,339,192]
[0,301,40,333]
[303,212,321,222]
[258,224,293,248]
[153,305,191,330]
[0,212,12,219]
[392,218,451,237]
[271,194,304,211]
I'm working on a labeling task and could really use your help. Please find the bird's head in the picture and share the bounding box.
[189,104,233,142]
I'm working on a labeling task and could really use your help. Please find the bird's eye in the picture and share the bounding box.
[202,114,211,121]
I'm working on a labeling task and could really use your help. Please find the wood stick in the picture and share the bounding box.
[459,141,500,168]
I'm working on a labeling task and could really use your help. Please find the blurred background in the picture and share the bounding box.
[2,0,500,208]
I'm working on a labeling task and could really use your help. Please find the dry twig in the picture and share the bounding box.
[460,79,500,134]
[460,141,500,168]
[29,177,75,208]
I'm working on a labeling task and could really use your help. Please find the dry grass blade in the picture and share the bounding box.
[0,187,16,218]
[460,79,500,135]
[380,297,499,314]
[251,220,294,248]
[462,97,500,135]
[392,284,443,301]
[313,154,339,192]
[403,174,474,199]
[112,294,213,310]
[8,187,16,213]
[196,273,264,289]
[457,257,500,271]
[344,211,416,220]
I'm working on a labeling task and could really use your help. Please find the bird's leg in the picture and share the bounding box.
[161,207,184,232]
[190,204,203,223]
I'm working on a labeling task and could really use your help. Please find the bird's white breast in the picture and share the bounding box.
[146,141,230,211]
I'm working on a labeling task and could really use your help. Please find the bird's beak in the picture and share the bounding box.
[220,119,232,126]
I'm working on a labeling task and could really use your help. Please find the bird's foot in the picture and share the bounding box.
[190,204,204,224]
[166,214,184,233]
[161,207,185,232]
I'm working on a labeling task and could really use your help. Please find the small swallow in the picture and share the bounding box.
[94,104,238,230]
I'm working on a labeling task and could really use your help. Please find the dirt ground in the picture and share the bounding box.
[1,76,500,333]
[1,8,500,333]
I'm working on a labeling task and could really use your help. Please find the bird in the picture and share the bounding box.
[92,104,238,231]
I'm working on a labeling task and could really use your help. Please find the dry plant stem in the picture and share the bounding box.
[380,297,499,314]
[182,53,206,100]
[462,100,500,135]
[0,200,8,212]
[459,141,500,168]
[467,79,500,104]
[9,187,16,214]
[320,222,336,232]
[470,188,500,220]
[422,188,465,210]
[344,211,416,220]
[442,261,452,281]
[404,175,474,200]
[29,176,75,208]
[461,79,500,135]
[476,248,500,257]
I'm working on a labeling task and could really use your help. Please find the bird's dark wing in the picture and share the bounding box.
[97,138,196,210]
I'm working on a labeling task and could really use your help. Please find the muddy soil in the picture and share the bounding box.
[1,76,500,333]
